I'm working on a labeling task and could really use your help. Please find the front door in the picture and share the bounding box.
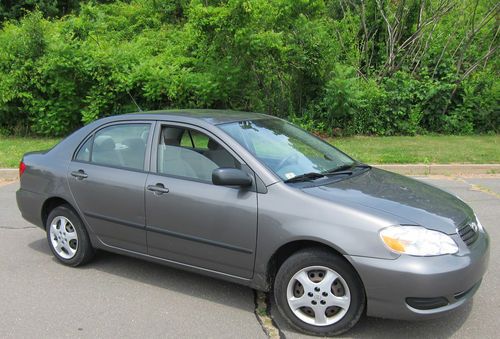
[145,124,258,278]
[68,122,153,253]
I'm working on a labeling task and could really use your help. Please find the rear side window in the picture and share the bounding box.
[75,123,150,171]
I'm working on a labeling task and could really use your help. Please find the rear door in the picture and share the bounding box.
[145,122,258,278]
[68,121,153,253]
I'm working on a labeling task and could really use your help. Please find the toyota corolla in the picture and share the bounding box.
[16,110,489,336]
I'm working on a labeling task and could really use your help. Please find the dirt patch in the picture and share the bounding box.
[469,184,500,199]
[413,174,500,180]
[0,179,17,187]
[254,291,283,339]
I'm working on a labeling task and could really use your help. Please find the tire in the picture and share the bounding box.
[46,204,94,266]
[274,248,365,336]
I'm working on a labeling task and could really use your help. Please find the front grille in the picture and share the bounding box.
[457,221,479,246]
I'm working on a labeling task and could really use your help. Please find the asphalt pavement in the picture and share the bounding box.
[0,182,266,339]
[0,176,498,338]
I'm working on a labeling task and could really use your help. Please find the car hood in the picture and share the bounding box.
[301,168,473,234]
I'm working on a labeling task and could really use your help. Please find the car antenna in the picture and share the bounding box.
[126,89,143,112]
[89,34,143,113]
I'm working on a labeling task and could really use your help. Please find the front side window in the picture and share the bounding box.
[157,126,239,182]
[219,119,354,181]
[75,123,150,171]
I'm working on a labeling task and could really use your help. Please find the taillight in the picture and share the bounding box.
[19,161,26,177]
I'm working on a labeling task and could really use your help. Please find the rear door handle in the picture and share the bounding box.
[147,183,169,194]
[71,170,88,180]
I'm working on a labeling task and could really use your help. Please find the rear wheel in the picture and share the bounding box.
[46,205,94,266]
[274,248,365,336]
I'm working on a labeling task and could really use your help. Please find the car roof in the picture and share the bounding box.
[119,109,273,125]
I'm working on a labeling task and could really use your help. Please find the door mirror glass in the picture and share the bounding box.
[212,168,253,187]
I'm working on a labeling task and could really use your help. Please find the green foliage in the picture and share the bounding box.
[0,1,111,23]
[0,0,498,137]
[310,64,362,134]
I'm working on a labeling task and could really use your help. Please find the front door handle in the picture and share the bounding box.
[71,170,88,180]
[147,183,170,195]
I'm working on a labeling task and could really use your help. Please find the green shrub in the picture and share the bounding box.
[0,0,497,136]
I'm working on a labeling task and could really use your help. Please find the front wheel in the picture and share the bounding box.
[274,248,365,336]
[46,204,94,266]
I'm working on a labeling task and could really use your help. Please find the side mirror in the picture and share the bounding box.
[212,168,253,187]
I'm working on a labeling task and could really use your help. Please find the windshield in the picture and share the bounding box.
[219,119,355,181]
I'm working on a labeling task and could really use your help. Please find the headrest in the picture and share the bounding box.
[122,138,145,150]
[94,135,115,152]
[207,138,221,150]
[161,127,183,146]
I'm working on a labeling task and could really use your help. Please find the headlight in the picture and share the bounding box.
[380,226,458,256]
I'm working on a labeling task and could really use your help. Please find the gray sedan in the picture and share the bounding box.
[16,110,489,336]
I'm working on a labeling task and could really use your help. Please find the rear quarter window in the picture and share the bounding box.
[75,138,92,162]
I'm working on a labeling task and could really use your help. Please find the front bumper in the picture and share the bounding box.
[346,230,490,320]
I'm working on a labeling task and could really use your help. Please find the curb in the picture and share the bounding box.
[0,169,18,181]
[1,164,499,180]
[374,164,500,175]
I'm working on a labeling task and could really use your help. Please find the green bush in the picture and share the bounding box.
[0,0,498,137]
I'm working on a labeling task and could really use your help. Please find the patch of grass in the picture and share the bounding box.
[0,136,60,168]
[1,134,499,168]
[328,135,500,164]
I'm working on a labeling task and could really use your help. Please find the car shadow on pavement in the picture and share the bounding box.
[28,238,258,312]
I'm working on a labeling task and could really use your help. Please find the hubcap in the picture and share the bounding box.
[286,266,351,326]
[49,216,78,259]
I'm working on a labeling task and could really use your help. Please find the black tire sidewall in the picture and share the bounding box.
[274,249,366,336]
[46,205,93,266]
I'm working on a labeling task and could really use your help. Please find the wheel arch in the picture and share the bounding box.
[265,239,363,289]
[41,196,78,229]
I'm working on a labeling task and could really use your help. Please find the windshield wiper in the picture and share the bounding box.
[323,163,371,175]
[324,164,354,173]
[353,163,372,169]
[284,172,326,183]
[284,164,372,183]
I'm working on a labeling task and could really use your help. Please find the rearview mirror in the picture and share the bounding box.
[212,168,253,187]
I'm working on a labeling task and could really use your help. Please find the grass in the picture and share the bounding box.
[329,135,500,164]
[1,134,499,168]
[0,136,60,168]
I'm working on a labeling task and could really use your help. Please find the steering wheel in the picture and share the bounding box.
[276,153,298,171]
